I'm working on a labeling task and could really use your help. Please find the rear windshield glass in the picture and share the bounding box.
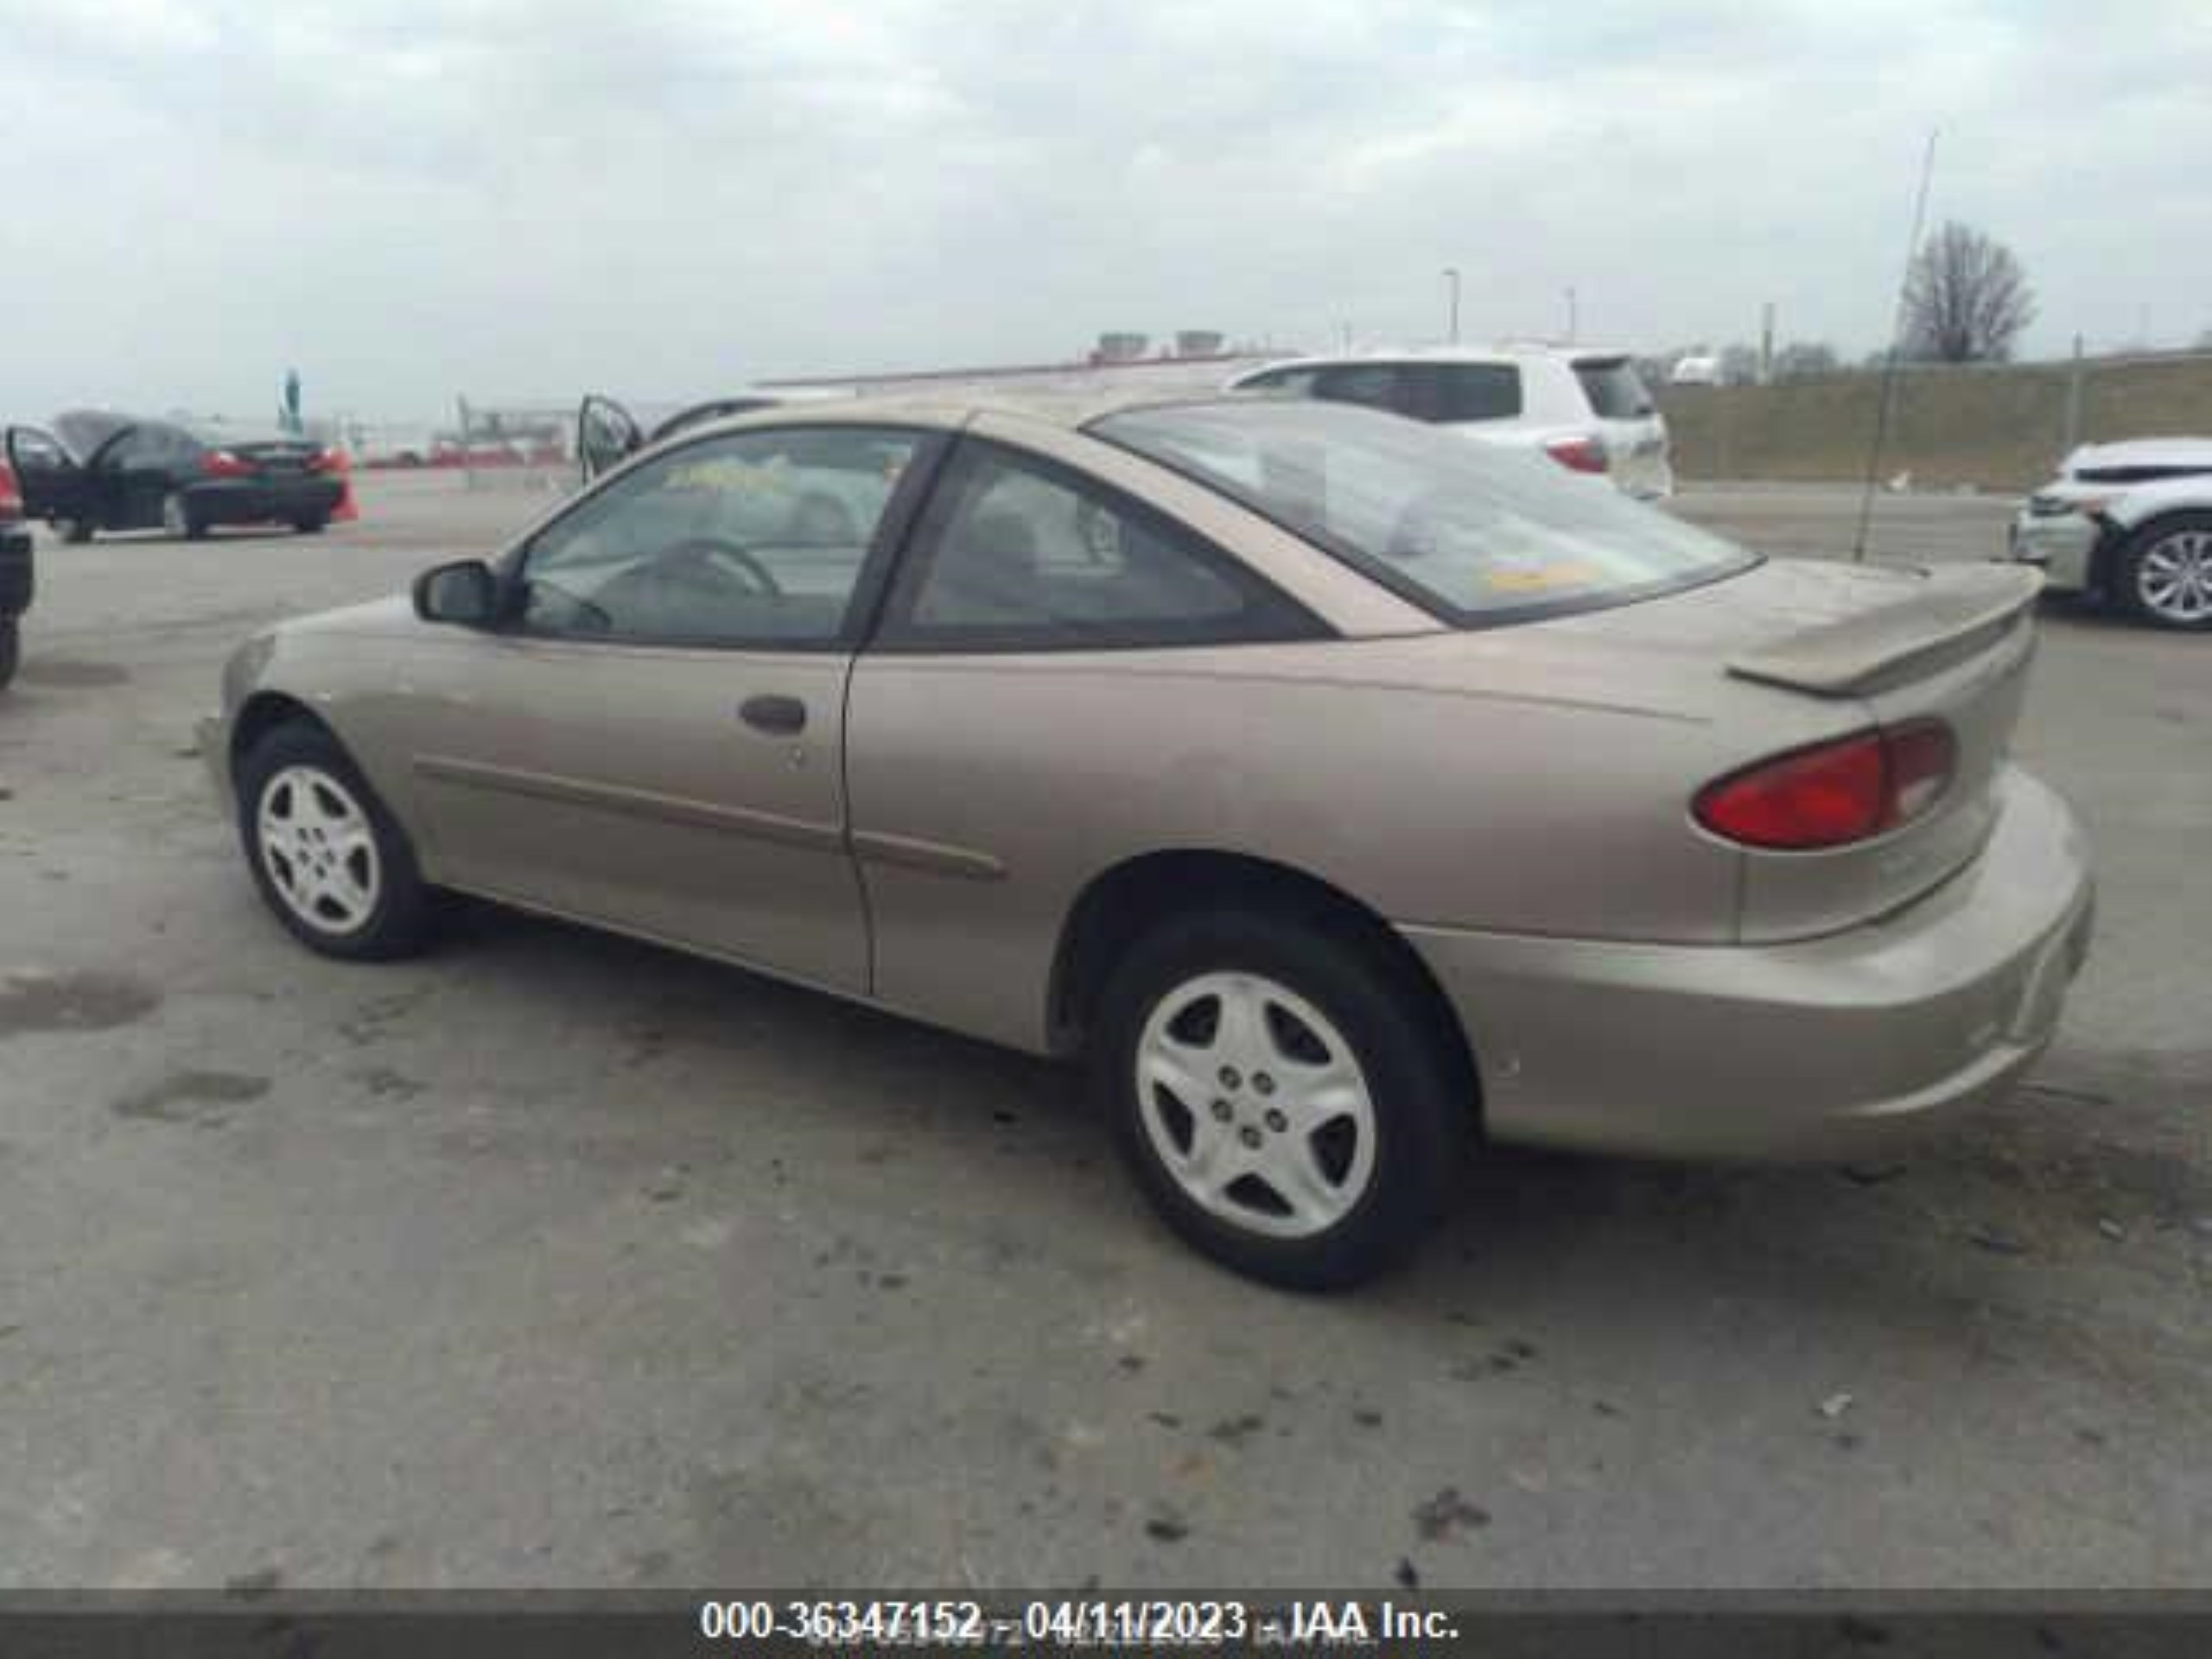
[1573,357,1655,419]
[180,422,300,448]
[1093,400,1754,625]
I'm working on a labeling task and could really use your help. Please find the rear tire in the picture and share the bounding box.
[0,617,17,690]
[59,518,94,544]
[1095,907,1471,1290]
[235,721,437,961]
[2115,512,2212,631]
[293,515,327,535]
[161,492,207,543]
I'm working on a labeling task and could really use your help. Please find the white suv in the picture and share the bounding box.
[1226,344,1675,500]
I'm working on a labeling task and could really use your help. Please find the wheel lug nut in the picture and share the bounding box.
[1264,1109,1287,1133]
[1211,1099,1233,1122]
[1254,1073,1275,1096]
[1238,1126,1262,1149]
[1218,1067,1242,1090]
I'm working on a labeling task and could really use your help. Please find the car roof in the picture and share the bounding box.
[1230,343,1636,377]
[669,386,1249,444]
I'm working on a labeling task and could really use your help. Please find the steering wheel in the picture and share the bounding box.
[589,537,783,620]
[655,537,783,595]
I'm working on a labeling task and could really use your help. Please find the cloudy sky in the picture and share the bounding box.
[2,0,2206,423]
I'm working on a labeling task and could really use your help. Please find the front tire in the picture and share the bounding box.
[235,722,436,960]
[1095,908,1471,1290]
[59,518,94,544]
[2116,512,2212,631]
[293,515,327,535]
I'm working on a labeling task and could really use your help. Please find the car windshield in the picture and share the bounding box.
[54,410,133,458]
[1091,400,1755,624]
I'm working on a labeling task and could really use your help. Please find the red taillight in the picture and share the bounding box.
[306,448,338,473]
[0,461,19,513]
[1694,721,1957,850]
[1543,434,1610,474]
[201,448,253,479]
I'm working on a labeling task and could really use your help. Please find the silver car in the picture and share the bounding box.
[201,393,2094,1288]
[2002,437,2212,630]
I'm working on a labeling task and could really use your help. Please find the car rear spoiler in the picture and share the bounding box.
[1726,565,2043,697]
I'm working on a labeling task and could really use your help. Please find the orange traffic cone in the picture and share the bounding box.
[330,447,359,523]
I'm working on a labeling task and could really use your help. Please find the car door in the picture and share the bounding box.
[844,432,1328,1048]
[575,394,645,483]
[104,424,181,530]
[4,425,97,524]
[404,421,943,992]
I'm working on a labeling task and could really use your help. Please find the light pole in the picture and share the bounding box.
[1564,285,1578,344]
[1442,268,1460,344]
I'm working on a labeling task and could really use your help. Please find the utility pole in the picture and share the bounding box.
[1564,286,1578,344]
[1442,268,1460,344]
[2063,333,2085,454]
[1759,302,1775,385]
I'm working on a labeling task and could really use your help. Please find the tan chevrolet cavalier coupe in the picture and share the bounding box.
[202,394,2094,1287]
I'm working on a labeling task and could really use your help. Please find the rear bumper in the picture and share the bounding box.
[187,478,344,525]
[2001,507,2105,593]
[1402,766,2094,1161]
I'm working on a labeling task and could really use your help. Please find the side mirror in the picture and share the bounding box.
[412,559,500,626]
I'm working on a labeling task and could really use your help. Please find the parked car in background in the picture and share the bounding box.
[202,392,2090,1288]
[577,387,862,480]
[0,456,32,688]
[3,412,345,542]
[2003,437,2212,631]
[1226,344,1675,499]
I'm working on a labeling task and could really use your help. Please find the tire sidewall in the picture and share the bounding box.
[2120,512,2212,632]
[1095,909,1468,1290]
[0,615,17,690]
[235,724,431,960]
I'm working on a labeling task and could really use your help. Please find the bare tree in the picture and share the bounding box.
[1901,221,2037,362]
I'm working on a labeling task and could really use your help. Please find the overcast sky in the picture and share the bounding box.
[2,0,2206,424]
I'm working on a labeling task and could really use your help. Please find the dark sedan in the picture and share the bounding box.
[3,411,345,542]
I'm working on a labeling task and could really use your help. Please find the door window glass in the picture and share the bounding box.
[521,425,919,646]
[881,444,1319,650]
[1313,363,1408,413]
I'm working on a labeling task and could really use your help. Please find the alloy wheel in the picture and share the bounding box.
[2136,528,2212,624]
[256,765,382,935]
[1134,970,1378,1239]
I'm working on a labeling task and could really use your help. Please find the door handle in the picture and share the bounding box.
[739,694,807,736]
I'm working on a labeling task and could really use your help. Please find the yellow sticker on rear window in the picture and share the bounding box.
[664,455,792,494]
[1482,560,1601,593]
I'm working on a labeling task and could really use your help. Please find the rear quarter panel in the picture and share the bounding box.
[845,639,1758,1052]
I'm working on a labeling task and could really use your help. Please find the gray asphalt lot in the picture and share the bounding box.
[2,471,2206,1590]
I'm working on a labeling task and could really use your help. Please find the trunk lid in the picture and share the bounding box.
[224,439,325,478]
[1571,354,1672,499]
